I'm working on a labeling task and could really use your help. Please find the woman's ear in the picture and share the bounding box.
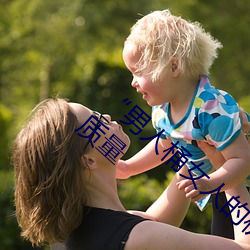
[170,57,180,77]
[82,155,97,169]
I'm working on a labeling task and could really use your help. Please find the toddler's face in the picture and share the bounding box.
[123,43,172,106]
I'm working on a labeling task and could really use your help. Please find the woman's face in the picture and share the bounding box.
[68,103,130,161]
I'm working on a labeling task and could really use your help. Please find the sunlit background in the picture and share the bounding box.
[0,0,249,249]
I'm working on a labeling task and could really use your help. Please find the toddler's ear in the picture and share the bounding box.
[170,57,180,76]
[171,62,178,72]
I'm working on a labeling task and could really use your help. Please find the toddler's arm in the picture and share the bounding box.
[208,131,250,189]
[178,132,250,201]
[116,138,175,179]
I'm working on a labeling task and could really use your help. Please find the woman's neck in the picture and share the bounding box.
[84,167,126,212]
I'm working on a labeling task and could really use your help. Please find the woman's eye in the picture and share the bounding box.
[101,118,109,125]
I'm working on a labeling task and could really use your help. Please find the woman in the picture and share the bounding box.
[13,98,250,249]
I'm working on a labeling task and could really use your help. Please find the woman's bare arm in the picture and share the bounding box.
[125,184,250,250]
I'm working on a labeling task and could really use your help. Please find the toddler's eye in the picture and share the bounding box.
[134,71,142,77]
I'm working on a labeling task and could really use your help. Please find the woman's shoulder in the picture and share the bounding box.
[66,206,148,250]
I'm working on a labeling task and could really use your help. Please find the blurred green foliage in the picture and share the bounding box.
[0,171,43,249]
[0,0,249,248]
[118,172,212,234]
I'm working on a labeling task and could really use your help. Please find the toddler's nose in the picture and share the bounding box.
[131,77,138,88]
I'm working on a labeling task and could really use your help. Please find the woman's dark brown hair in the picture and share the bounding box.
[13,98,87,246]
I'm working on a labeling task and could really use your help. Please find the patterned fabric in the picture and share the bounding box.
[152,75,241,176]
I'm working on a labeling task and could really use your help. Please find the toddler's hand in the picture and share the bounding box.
[177,177,212,202]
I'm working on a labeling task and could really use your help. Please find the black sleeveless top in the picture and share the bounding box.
[66,206,148,250]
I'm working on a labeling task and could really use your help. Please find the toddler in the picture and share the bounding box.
[119,9,250,238]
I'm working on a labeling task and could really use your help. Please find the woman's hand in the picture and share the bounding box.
[197,141,225,170]
[239,107,250,140]
[116,160,131,179]
[177,107,250,201]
